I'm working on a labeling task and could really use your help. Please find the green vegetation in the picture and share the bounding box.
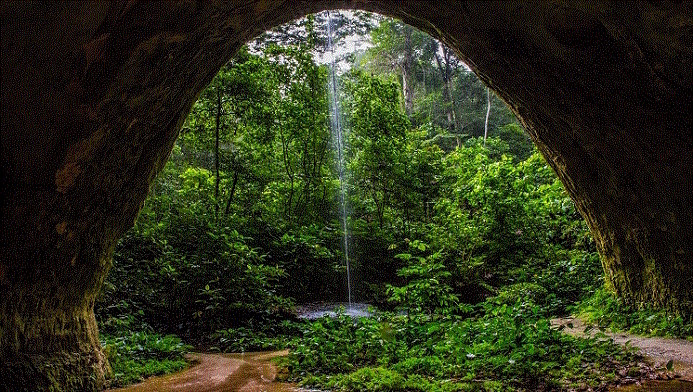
[281,306,639,392]
[94,12,687,389]
[575,288,693,340]
[99,316,191,388]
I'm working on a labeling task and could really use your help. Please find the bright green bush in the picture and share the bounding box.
[490,282,548,307]
[306,366,480,392]
[210,319,304,352]
[387,241,460,316]
[101,328,191,388]
[96,156,293,337]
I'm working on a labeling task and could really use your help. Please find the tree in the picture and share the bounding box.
[182,47,278,218]
[364,19,423,119]
[430,41,460,130]
[261,16,335,224]
[344,71,409,228]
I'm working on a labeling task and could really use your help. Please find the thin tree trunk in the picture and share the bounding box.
[425,198,429,222]
[278,127,294,216]
[444,48,458,130]
[214,87,221,217]
[434,47,457,131]
[484,87,491,146]
[402,26,414,118]
[421,60,427,96]
[421,61,433,120]
[224,170,239,215]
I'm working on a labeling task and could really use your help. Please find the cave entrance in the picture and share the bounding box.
[96,8,544,339]
[1,2,690,391]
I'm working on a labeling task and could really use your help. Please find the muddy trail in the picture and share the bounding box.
[107,350,302,392]
[552,317,693,391]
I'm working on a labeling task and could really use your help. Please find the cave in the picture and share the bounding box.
[1,1,691,390]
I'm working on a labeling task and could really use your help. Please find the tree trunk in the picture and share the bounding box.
[483,87,491,146]
[434,47,457,131]
[214,88,221,217]
[224,170,240,215]
[402,26,414,118]
[278,127,295,217]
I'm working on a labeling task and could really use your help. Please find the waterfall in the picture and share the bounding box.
[326,11,351,309]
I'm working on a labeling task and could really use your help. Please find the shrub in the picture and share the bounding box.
[101,328,191,388]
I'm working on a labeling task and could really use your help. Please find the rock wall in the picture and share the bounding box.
[1,1,691,390]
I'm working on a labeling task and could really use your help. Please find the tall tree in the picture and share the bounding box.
[345,71,410,228]
[364,19,420,119]
[430,42,460,131]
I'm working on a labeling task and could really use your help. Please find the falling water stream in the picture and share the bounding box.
[327,11,351,309]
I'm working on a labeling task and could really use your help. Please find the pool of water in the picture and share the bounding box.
[295,302,374,319]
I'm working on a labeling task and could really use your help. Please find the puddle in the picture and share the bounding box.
[107,351,301,392]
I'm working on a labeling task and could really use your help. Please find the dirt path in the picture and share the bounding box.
[552,316,693,382]
[107,350,298,392]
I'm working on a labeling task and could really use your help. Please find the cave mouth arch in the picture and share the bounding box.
[1,2,691,391]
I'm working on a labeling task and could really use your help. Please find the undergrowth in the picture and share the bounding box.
[272,299,641,392]
[99,315,192,388]
[210,319,303,352]
[575,287,693,340]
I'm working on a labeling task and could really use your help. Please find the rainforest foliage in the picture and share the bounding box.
[95,13,691,390]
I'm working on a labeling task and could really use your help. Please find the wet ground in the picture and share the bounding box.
[108,348,693,392]
[613,380,693,391]
[107,351,301,392]
[107,303,375,392]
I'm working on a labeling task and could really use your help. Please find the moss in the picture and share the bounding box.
[1,351,106,392]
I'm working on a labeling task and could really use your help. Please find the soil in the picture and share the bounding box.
[107,350,300,392]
